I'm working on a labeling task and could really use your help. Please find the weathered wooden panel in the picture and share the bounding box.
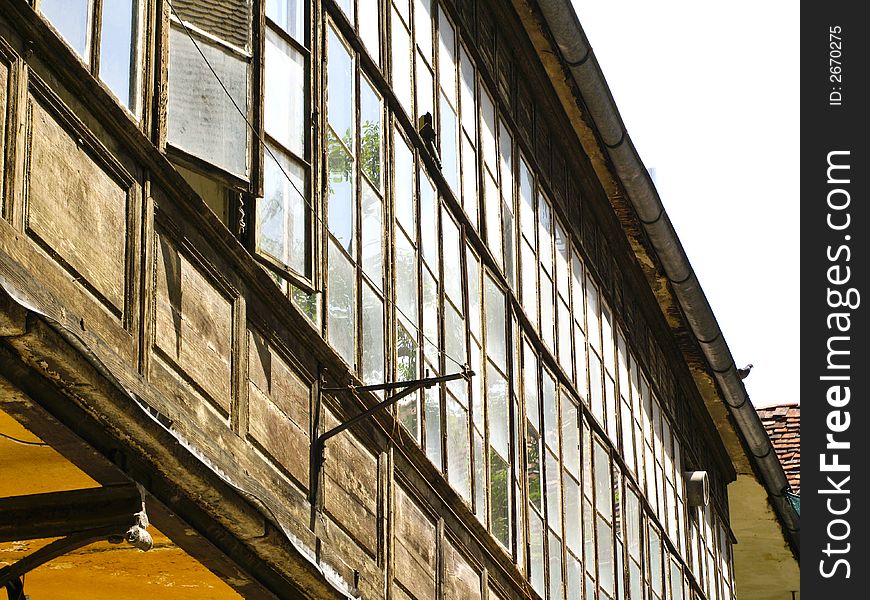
[154,233,233,413]
[247,328,310,488]
[248,329,309,430]
[323,409,378,556]
[443,538,481,600]
[319,517,385,600]
[25,97,129,315]
[394,486,436,600]
[0,55,8,204]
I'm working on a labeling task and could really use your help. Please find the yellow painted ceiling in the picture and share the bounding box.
[0,409,242,599]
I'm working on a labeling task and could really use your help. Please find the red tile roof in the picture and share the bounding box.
[756,403,800,494]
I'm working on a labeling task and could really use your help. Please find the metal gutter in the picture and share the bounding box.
[534,0,800,553]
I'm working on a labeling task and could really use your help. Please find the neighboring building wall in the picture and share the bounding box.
[757,404,800,494]
[0,1,739,600]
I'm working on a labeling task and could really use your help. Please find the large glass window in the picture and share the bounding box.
[323,26,385,392]
[40,0,144,114]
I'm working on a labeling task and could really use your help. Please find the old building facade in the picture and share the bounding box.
[0,0,797,599]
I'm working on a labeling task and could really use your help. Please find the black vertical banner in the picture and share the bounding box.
[802,3,869,597]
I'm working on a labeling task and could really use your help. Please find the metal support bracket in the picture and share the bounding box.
[311,367,474,505]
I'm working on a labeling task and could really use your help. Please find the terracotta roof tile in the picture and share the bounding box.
[756,403,800,494]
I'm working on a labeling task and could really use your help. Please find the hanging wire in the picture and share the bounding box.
[0,431,49,447]
[166,2,467,373]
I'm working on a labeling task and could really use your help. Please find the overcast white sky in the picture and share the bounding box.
[571,1,800,408]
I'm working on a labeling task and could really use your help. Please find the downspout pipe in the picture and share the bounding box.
[534,0,800,553]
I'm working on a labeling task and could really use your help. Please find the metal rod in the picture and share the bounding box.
[319,370,471,445]
[321,369,472,394]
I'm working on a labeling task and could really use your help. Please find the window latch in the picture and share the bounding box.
[418,112,441,169]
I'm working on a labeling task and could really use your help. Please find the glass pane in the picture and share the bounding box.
[461,135,478,226]
[397,322,420,439]
[487,365,509,457]
[649,526,663,596]
[414,0,433,61]
[521,241,538,324]
[542,370,557,443]
[266,0,304,42]
[549,530,564,600]
[484,275,506,370]
[564,474,581,555]
[395,230,418,326]
[485,172,502,263]
[459,46,476,141]
[586,281,601,352]
[328,28,355,147]
[327,241,355,366]
[361,181,383,288]
[625,487,641,558]
[566,553,583,600]
[292,285,319,322]
[416,57,434,119]
[503,198,516,290]
[590,351,604,424]
[327,131,355,253]
[361,283,384,385]
[259,146,306,274]
[360,77,383,188]
[442,209,462,305]
[41,0,91,60]
[490,448,510,547]
[480,89,496,169]
[420,175,438,270]
[575,324,587,396]
[394,132,415,231]
[396,319,418,381]
[445,303,466,371]
[335,0,354,23]
[572,252,585,324]
[540,270,555,351]
[597,518,614,596]
[555,220,570,299]
[422,270,438,361]
[425,384,442,467]
[583,499,596,572]
[558,299,573,376]
[474,430,487,523]
[527,423,542,509]
[524,341,539,427]
[594,441,612,520]
[100,0,139,112]
[529,511,545,595]
[538,195,553,273]
[391,12,413,115]
[359,0,380,62]
[602,304,615,374]
[440,96,460,193]
[438,11,457,100]
[265,28,305,155]
[545,450,561,528]
[447,397,471,500]
[168,28,248,178]
[561,399,580,477]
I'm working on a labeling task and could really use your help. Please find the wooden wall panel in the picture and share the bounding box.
[154,233,233,414]
[247,328,310,489]
[443,538,481,600]
[0,55,7,205]
[25,97,129,316]
[322,408,378,556]
[394,486,436,600]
